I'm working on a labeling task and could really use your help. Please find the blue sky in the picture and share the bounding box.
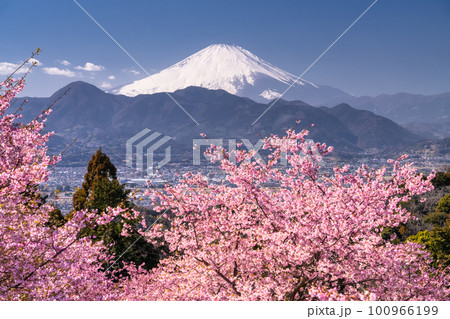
[1,0,449,97]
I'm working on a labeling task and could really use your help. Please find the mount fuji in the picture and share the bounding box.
[113,44,350,104]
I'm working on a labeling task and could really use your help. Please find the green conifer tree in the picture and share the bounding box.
[71,148,160,273]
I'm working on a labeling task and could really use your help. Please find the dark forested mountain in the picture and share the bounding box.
[13,81,424,165]
[324,103,420,149]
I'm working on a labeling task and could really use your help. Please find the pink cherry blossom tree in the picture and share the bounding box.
[1,54,448,300]
[0,58,125,300]
[120,130,449,300]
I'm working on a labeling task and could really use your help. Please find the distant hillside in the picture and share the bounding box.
[324,92,450,128]
[12,82,424,165]
[403,121,450,140]
[400,139,450,157]
[324,103,420,149]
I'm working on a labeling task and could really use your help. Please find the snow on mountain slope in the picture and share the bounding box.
[114,44,317,97]
[260,89,283,100]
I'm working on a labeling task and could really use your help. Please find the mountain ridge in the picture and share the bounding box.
[13,81,424,165]
[324,92,450,125]
[325,103,420,148]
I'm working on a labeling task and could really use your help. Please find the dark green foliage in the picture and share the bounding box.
[401,185,450,238]
[73,148,126,211]
[134,205,171,230]
[89,215,161,272]
[22,187,66,229]
[401,175,450,267]
[408,220,450,268]
[436,193,450,214]
[46,207,66,228]
[432,171,450,188]
[88,178,129,212]
[71,148,161,273]
[381,225,406,243]
[424,211,449,227]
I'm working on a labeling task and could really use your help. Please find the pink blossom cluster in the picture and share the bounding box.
[119,130,449,300]
[0,78,121,300]
[1,76,448,300]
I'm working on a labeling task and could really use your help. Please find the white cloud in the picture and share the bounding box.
[0,62,22,75]
[99,82,112,89]
[0,59,42,75]
[122,68,140,75]
[29,58,42,66]
[108,75,116,80]
[60,60,71,66]
[75,62,105,72]
[42,67,77,77]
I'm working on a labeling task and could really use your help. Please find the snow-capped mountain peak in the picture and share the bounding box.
[113,44,352,104]
[114,44,317,98]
